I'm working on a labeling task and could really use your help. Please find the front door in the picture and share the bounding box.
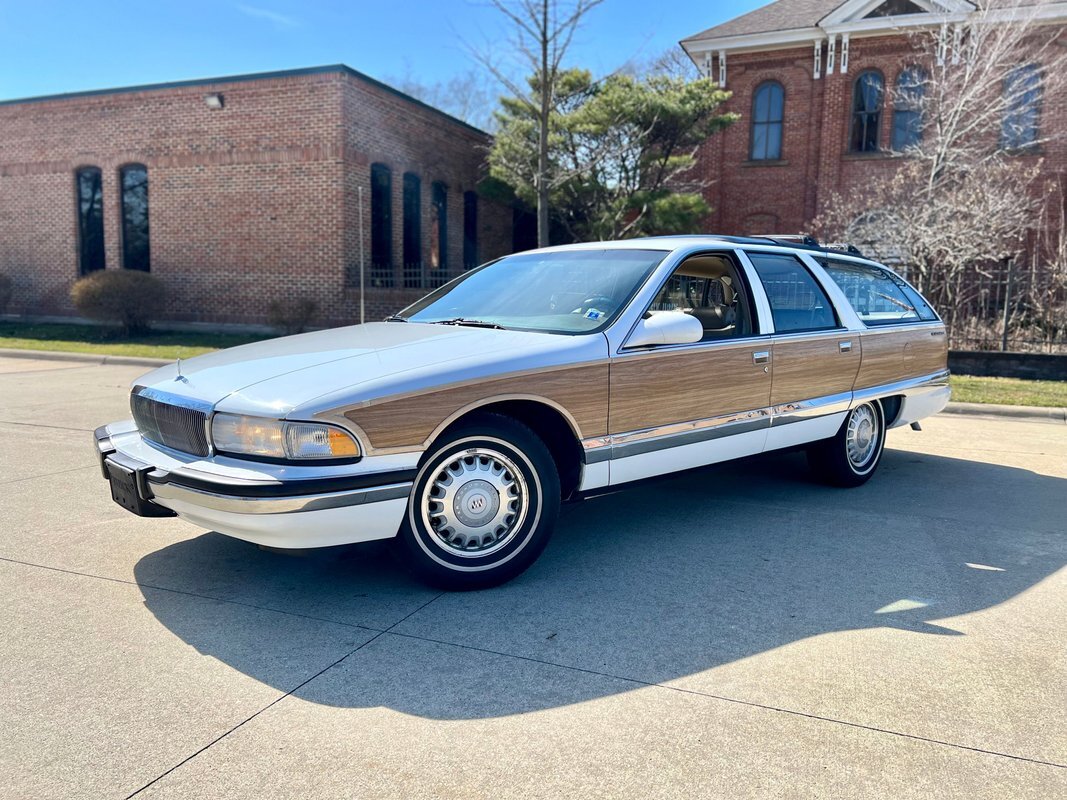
[607,252,772,485]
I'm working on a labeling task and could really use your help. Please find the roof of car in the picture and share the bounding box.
[527,235,874,260]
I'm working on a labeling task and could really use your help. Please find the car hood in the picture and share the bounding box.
[133,322,607,418]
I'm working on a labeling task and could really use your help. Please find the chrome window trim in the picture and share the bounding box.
[805,252,945,326]
[856,321,945,336]
[795,251,866,331]
[765,327,853,342]
[613,332,773,359]
[741,248,847,336]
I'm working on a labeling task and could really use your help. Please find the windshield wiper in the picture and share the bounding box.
[384,314,407,322]
[431,317,506,330]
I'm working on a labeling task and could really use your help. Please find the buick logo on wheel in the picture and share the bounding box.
[469,495,487,513]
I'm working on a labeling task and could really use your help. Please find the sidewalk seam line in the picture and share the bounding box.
[0,554,390,635]
[381,630,1067,771]
[123,592,445,799]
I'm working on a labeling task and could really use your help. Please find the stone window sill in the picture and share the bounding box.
[841,150,894,161]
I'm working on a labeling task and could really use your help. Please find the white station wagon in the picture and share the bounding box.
[96,236,949,588]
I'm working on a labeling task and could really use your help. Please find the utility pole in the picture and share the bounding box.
[537,0,550,248]
[358,186,366,325]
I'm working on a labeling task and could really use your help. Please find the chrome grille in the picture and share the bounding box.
[130,387,211,456]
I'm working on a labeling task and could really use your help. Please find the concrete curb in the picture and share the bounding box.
[0,348,170,368]
[943,401,1067,424]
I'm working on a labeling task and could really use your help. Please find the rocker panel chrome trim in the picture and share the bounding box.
[580,369,948,462]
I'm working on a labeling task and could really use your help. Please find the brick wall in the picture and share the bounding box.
[696,31,1067,237]
[0,66,513,327]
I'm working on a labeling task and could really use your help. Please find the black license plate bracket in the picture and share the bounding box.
[105,456,175,517]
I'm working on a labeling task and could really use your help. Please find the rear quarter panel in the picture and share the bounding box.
[854,324,949,390]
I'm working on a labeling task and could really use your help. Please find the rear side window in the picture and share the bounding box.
[747,252,839,333]
[820,260,937,325]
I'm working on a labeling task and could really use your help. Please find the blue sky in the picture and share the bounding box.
[0,1,763,101]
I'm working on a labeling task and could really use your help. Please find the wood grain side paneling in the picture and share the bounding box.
[608,342,772,434]
[345,363,609,450]
[855,326,948,390]
[769,335,861,405]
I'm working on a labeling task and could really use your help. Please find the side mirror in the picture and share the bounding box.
[625,311,703,348]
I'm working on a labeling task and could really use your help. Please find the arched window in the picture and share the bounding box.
[370,163,393,287]
[402,172,422,288]
[75,167,105,274]
[1001,64,1040,150]
[850,71,884,153]
[750,81,784,161]
[119,164,150,271]
[891,67,926,151]
[429,181,448,287]
[463,190,478,269]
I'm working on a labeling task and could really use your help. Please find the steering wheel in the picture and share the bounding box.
[574,295,616,315]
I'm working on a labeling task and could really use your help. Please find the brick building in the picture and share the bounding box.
[0,65,514,326]
[679,0,1067,236]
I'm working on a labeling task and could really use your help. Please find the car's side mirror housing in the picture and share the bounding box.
[625,311,704,348]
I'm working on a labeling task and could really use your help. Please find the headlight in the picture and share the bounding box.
[211,414,360,460]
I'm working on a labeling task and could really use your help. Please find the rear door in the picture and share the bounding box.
[741,250,860,450]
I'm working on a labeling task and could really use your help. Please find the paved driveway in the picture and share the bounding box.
[0,356,1064,799]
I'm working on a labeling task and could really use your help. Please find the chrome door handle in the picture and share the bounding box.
[839,341,853,353]
[752,350,770,364]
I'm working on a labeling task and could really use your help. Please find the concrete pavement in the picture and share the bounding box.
[0,356,1064,798]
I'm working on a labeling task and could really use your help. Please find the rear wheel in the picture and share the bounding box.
[807,400,886,487]
[395,413,560,590]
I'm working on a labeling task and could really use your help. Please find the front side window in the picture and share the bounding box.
[891,66,926,151]
[1001,64,1040,150]
[649,254,753,341]
[850,71,884,153]
[820,260,937,325]
[401,249,666,334]
[750,81,784,161]
[76,166,105,274]
[747,252,838,333]
[120,164,150,271]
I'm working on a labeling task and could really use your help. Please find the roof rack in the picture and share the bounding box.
[639,233,865,258]
[749,233,864,258]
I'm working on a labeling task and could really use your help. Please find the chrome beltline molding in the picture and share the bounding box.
[149,480,414,515]
[583,370,948,463]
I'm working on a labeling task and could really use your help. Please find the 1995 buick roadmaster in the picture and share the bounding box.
[96,236,949,588]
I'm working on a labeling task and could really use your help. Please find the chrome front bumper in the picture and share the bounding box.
[94,423,415,547]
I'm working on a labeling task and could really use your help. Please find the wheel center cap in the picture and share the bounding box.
[856,419,873,448]
[453,479,500,528]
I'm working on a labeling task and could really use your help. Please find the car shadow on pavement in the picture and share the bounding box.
[134,447,1066,719]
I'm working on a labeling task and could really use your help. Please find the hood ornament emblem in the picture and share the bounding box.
[174,358,189,383]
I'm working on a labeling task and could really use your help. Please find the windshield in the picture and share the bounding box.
[399,249,668,334]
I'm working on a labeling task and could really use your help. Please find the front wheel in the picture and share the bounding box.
[395,413,560,590]
[807,400,886,487]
